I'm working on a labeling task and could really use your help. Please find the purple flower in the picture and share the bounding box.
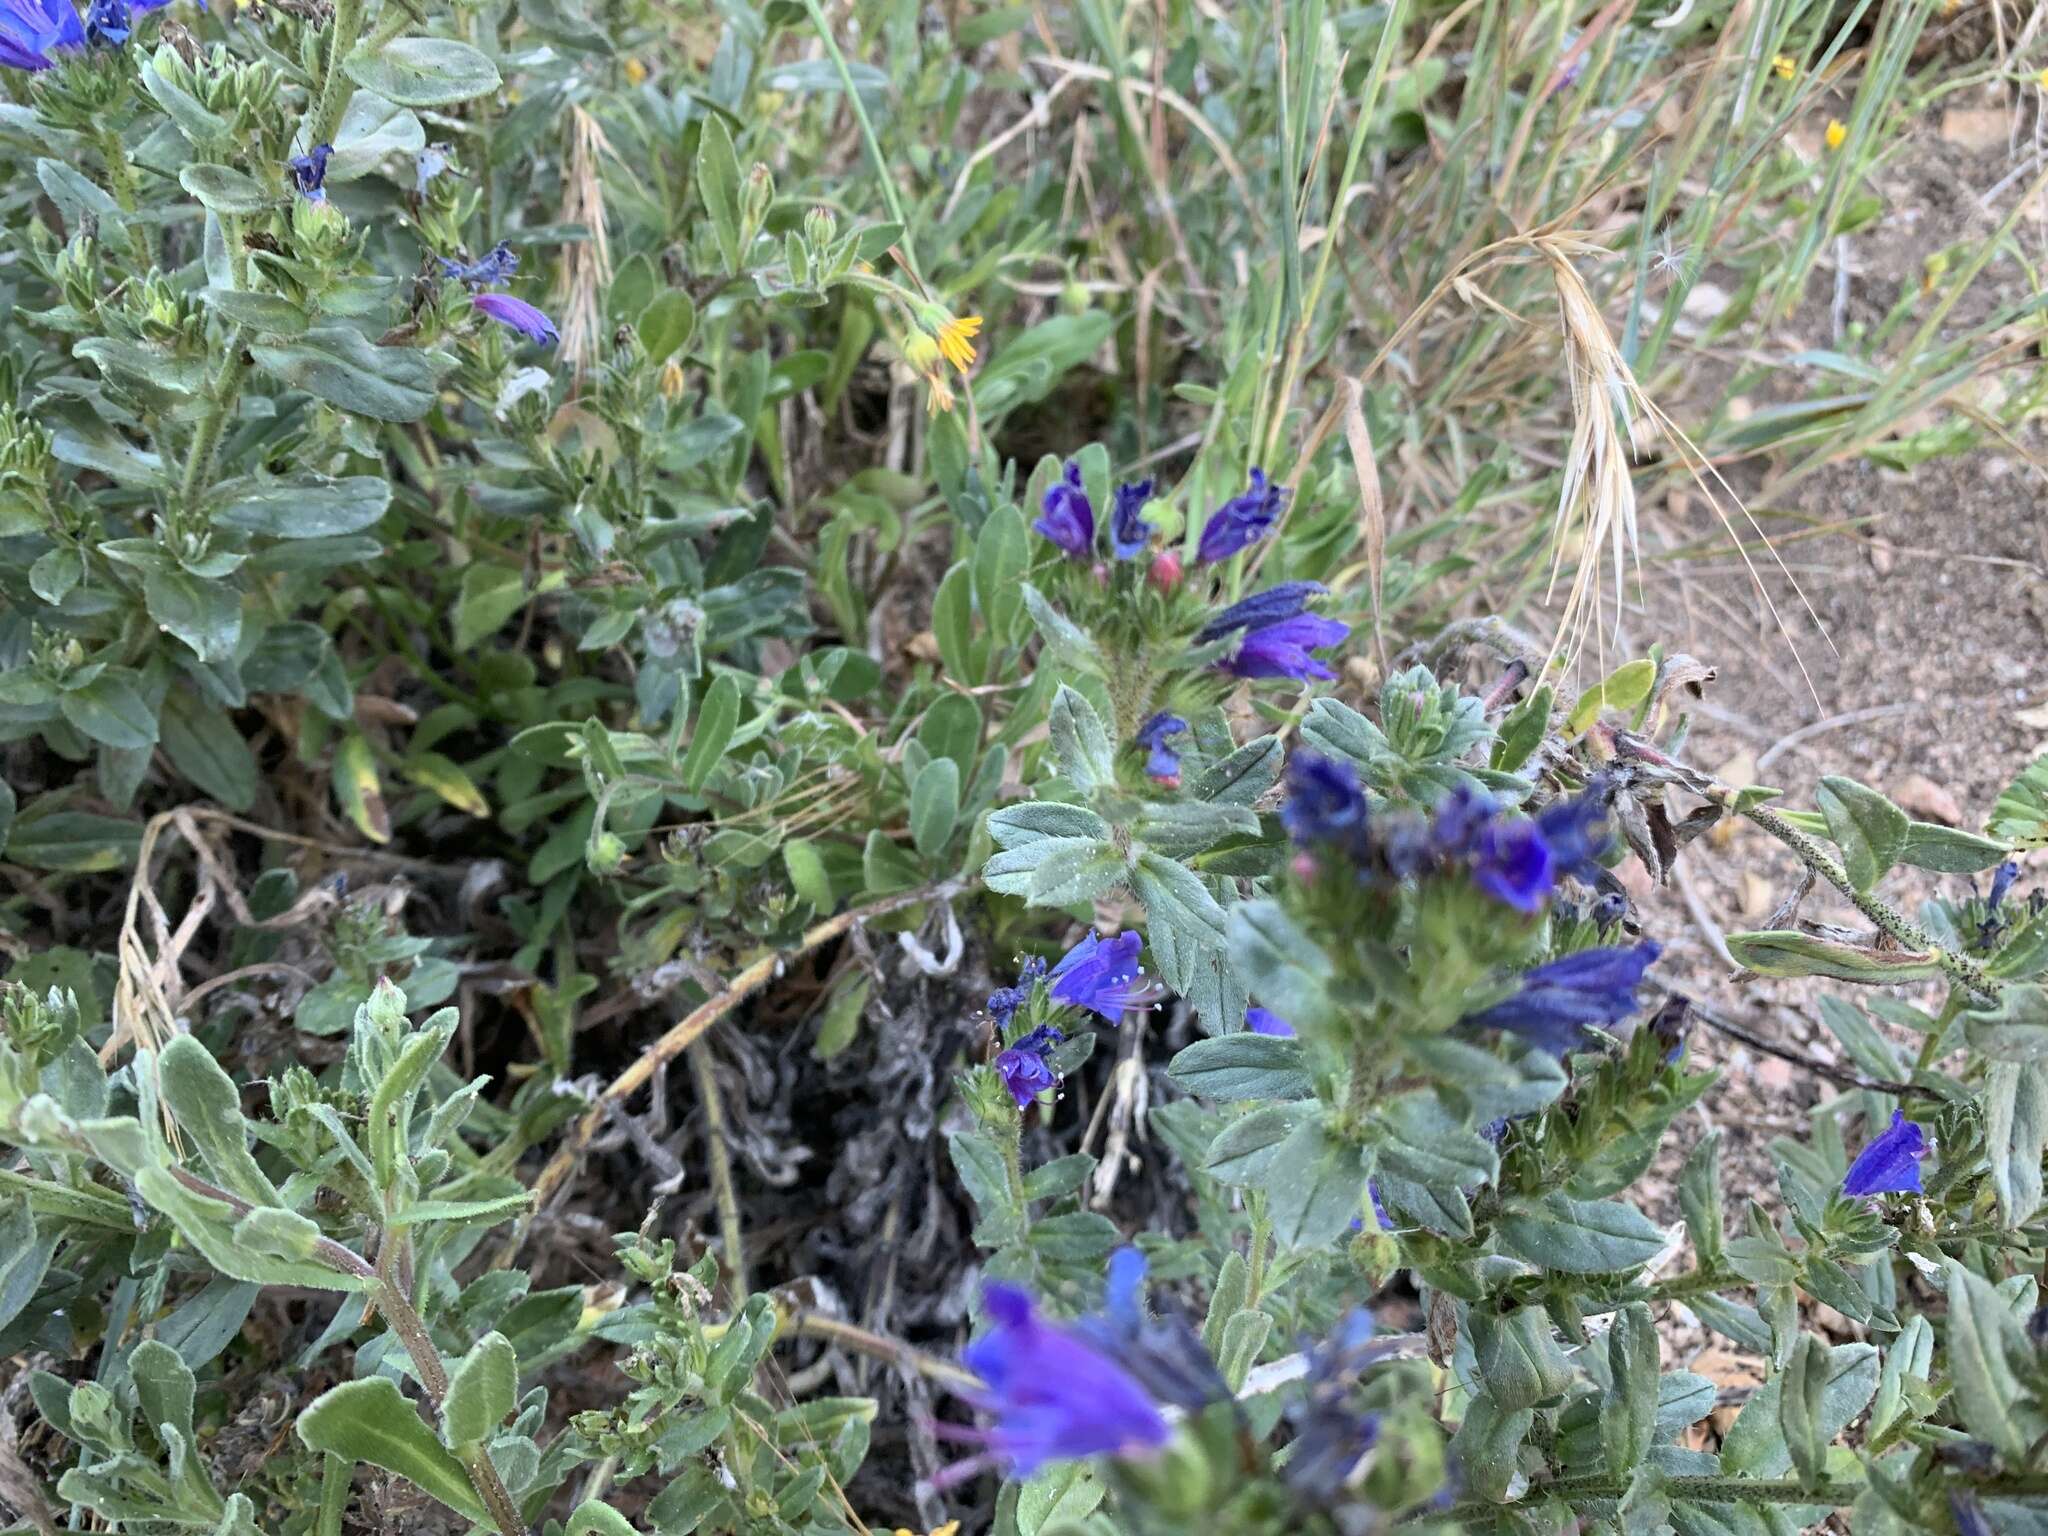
[1282,1311,1384,1504]
[1535,789,1613,883]
[442,241,520,288]
[1246,1006,1294,1037]
[939,1283,1170,1484]
[83,0,127,46]
[1034,460,1094,556]
[987,955,1047,1029]
[1989,859,2020,913]
[473,292,559,347]
[1350,1180,1394,1233]
[1648,994,1692,1063]
[1,0,84,69]
[1195,581,1327,644]
[1842,1109,1928,1198]
[1282,752,1367,849]
[1078,1247,1230,1414]
[288,143,333,201]
[1430,784,1498,859]
[994,1024,1063,1109]
[1470,818,1555,913]
[1460,942,1662,1056]
[1196,468,1287,563]
[1110,478,1156,559]
[1220,612,1350,681]
[1950,1491,1994,1536]
[1135,712,1188,785]
[1047,931,1165,1024]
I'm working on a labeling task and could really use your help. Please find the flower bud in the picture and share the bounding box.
[902,331,942,374]
[803,206,837,250]
[1147,548,1182,592]
[659,358,686,400]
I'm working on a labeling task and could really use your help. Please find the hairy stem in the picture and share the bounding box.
[801,0,916,276]
[178,340,249,514]
[309,0,367,150]
[688,1037,747,1302]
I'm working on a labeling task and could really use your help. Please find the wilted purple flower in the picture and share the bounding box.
[1282,1310,1384,1504]
[1460,942,1662,1056]
[473,292,559,347]
[1078,1247,1230,1414]
[1219,611,1350,681]
[1047,931,1164,1024]
[1282,752,1367,849]
[0,0,84,69]
[987,955,1047,1029]
[1110,478,1156,559]
[1842,1109,1928,1198]
[1135,712,1188,785]
[1194,581,1327,644]
[1246,1006,1294,1037]
[287,143,333,201]
[1034,460,1094,556]
[1196,468,1287,563]
[442,240,520,288]
[994,1025,1063,1109]
[83,0,128,46]
[936,1282,1170,1485]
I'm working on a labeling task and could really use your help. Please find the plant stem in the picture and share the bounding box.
[309,0,366,150]
[688,1037,748,1302]
[801,0,917,278]
[315,1453,351,1536]
[1246,1203,1272,1308]
[179,339,249,514]
[95,126,155,270]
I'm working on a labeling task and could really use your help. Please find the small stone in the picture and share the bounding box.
[1939,107,2009,151]
[1893,773,1961,826]
[1867,537,1895,576]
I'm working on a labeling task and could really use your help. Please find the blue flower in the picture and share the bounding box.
[1842,1109,1928,1198]
[1220,611,1350,681]
[1429,784,1498,859]
[414,143,451,197]
[1648,994,1692,1063]
[1196,468,1286,563]
[83,0,127,46]
[0,0,84,69]
[287,143,333,201]
[1535,789,1614,882]
[987,955,1048,1029]
[473,292,559,347]
[1078,1247,1230,1414]
[1281,1310,1384,1504]
[1246,1006,1294,1037]
[940,1282,1170,1484]
[1194,581,1327,644]
[1989,859,2020,913]
[1282,752,1367,849]
[994,1025,1063,1110]
[1460,942,1662,1056]
[1470,817,1555,913]
[443,241,520,288]
[1350,1180,1394,1233]
[1033,459,1094,556]
[1110,478,1156,559]
[1135,712,1189,785]
[1047,931,1164,1024]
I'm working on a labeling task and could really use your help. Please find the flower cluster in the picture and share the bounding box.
[1,0,163,68]
[1458,943,1662,1057]
[1134,711,1188,785]
[983,934,1162,1109]
[1198,581,1350,681]
[441,239,557,347]
[1428,783,1612,913]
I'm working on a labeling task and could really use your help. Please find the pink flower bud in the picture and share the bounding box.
[1148,549,1183,592]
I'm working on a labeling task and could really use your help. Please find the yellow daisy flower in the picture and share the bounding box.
[935,314,982,374]
[901,331,955,415]
[1824,118,1847,151]
[1771,54,1796,80]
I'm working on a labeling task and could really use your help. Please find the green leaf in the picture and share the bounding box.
[783,838,834,910]
[1567,659,1655,734]
[566,1501,640,1536]
[197,286,309,336]
[696,116,743,273]
[3,810,140,871]
[452,564,528,650]
[1778,1332,1829,1486]
[1133,801,1260,859]
[1204,1101,1316,1185]
[679,674,740,793]
[133,1166,369,1292]
[909,757,959,859]
[145,568,242,663]
[1495,1195,1667,1274]
[638,289,697,361]
[442,1332,517,1447]
[1047,685,1113,793]
[972,505,1029,647]
[178,163,275,214]
[0,1204,55,1335]
[1722,930,1941,984]
[329,89,425,181]
[297,1378,488,1522]
[1373,1091,1499,1190]
[212,475,391,538]
[343,37,502,107]
[1963,985,2048,1063]
[1990,755,2048,849]
[1470,1305,1572,1412]
[250,328,439,422]
[949,1131,1022,1246]
[1020,841,1126,907]
[1450,1394,1532,1503]
[1943,1258,2043,1462]
[1166,1034,1311,1101]
[987,802,1113,845]
[159,1036,281,1206]
[367,1013,456,1186]
[129,1339,197,1445]
[1898,820,2009,873]
[1815,775,1909,892]
[1129,850,1227,982]
[58,673,157,751]
[1984,1060,2048,1226]
[1264,1118,1363,1249]
[1028,1210,1120,1262]
[1721,1343,1877,1479]
[1018,583,1103,674]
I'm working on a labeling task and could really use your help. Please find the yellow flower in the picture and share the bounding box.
[892,1526,960,1536]
[2037,66,2048,90]
[623,58,648,86]
[1771,54,1796,80]
[658,358,685,401]
[935,314,982,374]
[1824,118,1847,151]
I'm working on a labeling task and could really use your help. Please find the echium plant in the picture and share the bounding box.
[945,616,2048,1534]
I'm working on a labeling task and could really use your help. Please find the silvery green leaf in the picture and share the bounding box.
[1021,841,1125,907]
[197,288,310,336]
[1018,583,1103,674]
[1449,1393,1531,1502]
[1965,985,2048,1063]
[1404,1036,1565,1124]
[1602,1304,1660,1476]
[1204,1101,1317,1185]
[1815,775,1909,893]
[343,38,502,107]
[1898,820,2009,873]
[1720,1343,1876,1479]
[1722,930,1941,984]
[297,1378,487,1522]
[1983,1060,2048,1225]
[984,837,1114,898]
[179,164,275,214]
[1942,1258,2045,1462]
[329,90,425,181]
[1133,800,1259,859]
[1166,1034,1311,1101]
[1777,1333,1829,1485]
[1264,1118,1363,1249]
[1047,685,1113,793]
[1470,1305,1572,1412]
[1495,1195,1667,1274]
[1226,899,1337,1033]
[986,801,1111,847]
[250,329,440,422]
[211,475,391,539]
[1188,735,1283,805]
[1373,1091,1497,1190]
[442,1332,517,1447]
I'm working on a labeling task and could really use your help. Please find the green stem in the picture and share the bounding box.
[1246,1203,1272,1308]
[309,0,367,150]
[801,0,917,278]
[179,339,249,514]
[1740,802,2001,1000]
[689,1038,748,1302]
[95,126,154,270]
[315,1453,351,1536]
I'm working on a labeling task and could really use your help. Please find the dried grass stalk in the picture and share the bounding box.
[555,105,617,377]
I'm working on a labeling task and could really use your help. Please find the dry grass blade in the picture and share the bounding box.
[1339,376,1389,670]
[555,105,617,377]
